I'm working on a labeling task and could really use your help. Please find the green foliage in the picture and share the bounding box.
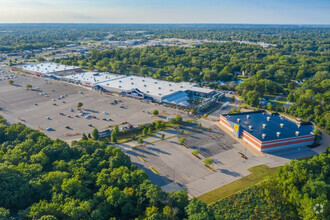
[138,138,143,144]
[91,128,99,140]
[288,71,330,131]
[152,109,159,116]
[203,158,213,166]
[191,149,199,156]
[0,122,201,219]
[178,137,186,145]
[77,102,83,108]
[8,80,13,85]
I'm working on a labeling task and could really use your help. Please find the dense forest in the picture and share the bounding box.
[0,122,204,219]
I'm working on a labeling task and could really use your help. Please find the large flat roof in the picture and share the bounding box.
[96,75,215,99]
[18,63,81,74]
[64,72,124,83]
[224,111,314,142]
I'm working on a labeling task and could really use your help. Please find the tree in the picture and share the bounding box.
[148,127,153,134]
[111,133,117,143]
[203,158,213,167]
[26,84,33,90]
[77,102,83,109]
[153,109,159,116]
[192,150,199,157]
[91,128,99,140]
[142,128,147,136]
[138,138,143,144]
[82,133,88,140]
[161,134,165,140]
[8,80,13,85]
[113,125,119,135]
[88,133,91,139]
[178,137,186,145]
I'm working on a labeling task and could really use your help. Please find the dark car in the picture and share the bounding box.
[65,126,70,129]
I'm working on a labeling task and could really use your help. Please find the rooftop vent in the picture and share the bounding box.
[237,119,241,123]
[144,85,147,87]
[155,82,157,84]
[158,87,161,89]
[248,125,253,130]
[159,93,162,95]
[169,84,172,86]
[146,91,149,93]
[262,124,266,128]
[280,123,284,128]
[142,79,145,82]
[246,115,250,119]
[119,85,121,88]
[131,82,134,85]
[295,131,300,136]
[262,134,266,139]
[119,80,122,83]
[276,132,281,137]
[131,78,133,80]
[267,117,271,121]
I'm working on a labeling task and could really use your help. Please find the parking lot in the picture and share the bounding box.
[0,73,188,141]
[182,125,237,158]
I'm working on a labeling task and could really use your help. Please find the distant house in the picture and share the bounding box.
[259,98,268,106]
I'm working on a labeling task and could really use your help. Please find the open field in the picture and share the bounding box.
[0,73,189,141]
[197,165,280,204]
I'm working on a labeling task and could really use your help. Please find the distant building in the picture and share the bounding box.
[220,110,315,152]
[13,63,82,77]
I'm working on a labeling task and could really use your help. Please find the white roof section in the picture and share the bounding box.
[18,63,81,74]
[64,72,124,84]
[96,75,215,100]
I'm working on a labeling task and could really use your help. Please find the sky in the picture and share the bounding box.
[0,0,329,24]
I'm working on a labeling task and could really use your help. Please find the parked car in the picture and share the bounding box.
[65,126,71,129]
[67,115,72,118]
[88,124,93,127]
[46,127,53,131]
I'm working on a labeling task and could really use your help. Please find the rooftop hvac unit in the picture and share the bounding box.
[131,78,133,80]
[262,124,266,128]
[119,81,122,83]
[246,115,250,119]
[295,131,300,136]
[142,79,145,82]
[248,125,253,130]
[267,117,271,121]
[237,119,241,123]
[169,84,172,86]
[262,134,266,139]
[131,82,134,85]
[159,93,162,95]
[280,123,284,128]
[119,86,121,88]
[277,132,281,137]
[155,82,157,84]
[158,87,161,89]
[144,85,147,87]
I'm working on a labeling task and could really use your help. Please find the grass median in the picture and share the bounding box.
[197,164,280,204]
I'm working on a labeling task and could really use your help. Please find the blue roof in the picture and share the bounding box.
[224,111,314,142]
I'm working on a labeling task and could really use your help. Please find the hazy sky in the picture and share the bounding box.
[0,0,329,24]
